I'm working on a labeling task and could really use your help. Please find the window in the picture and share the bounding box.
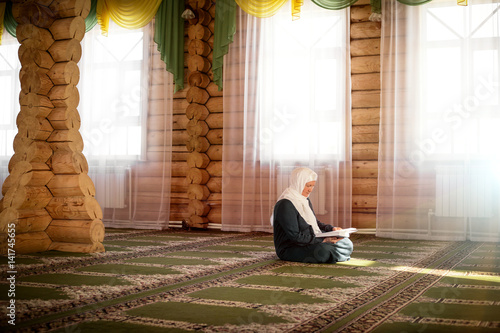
[79,22,150,161]
[419,1,500,158]
[256,2,349,162]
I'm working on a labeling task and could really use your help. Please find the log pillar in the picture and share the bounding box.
[184,0,219,228]
[0,0,104,254]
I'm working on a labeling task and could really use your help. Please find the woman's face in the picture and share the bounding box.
[302,181,316,197]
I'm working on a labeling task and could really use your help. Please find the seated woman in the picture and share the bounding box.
[272,167,353,263]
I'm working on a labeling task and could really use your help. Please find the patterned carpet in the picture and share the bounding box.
[0,229,499,332]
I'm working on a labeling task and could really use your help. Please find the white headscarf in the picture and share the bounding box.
[271,167,321,234]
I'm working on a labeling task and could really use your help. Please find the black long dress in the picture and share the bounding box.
[273,198,353,263]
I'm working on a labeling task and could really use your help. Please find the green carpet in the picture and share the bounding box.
[1,230,498,333]
[19,273,132,286]
[76,264,181,275]
[0,285,69,300]
[125,257,218,266]
[187,286,328,304]
[127,301,289,326]
[236,274,360,289]
[54,320,192,333]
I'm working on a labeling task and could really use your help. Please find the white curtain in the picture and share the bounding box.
[79,21,173,229]
[378,0,500,241]
[222,2,352,232]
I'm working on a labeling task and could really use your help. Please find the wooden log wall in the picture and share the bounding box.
[0,0,105,254]
[350,0,381,229]
[166,0,381,230]
[169,0,222,228]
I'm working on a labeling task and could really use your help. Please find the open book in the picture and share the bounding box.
[315,228,358,238]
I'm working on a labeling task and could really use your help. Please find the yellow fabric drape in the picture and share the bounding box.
[235,0,289,18]
[96,0,162,36]
[0,3,5,45]
[292,0,304,20]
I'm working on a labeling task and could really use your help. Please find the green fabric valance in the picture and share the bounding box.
[213,0,237,91]
[4,1,17,38]
[154,0,184,92]
[311,0,360,10]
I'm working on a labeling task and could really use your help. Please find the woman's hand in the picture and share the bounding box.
[333,227,342,231]
[324,237,342,244]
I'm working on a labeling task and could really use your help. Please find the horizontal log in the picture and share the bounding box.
[187,152,210,168]
[172,114,188,130]
[351,38,381,57]
[187,215,209,228]
[49,16,85,41]
[49,241,104,253]
[186,103,209,120]
[16,24,54,50]
[206,145,222,161]
[49,0,91,18]
[352,90,380,108]
[206,176,221,193]
[352,194,377,209]
[9,231,52,254]
[46,196,103,220]
[47,61,80,85]
[51,150,88,174]
[19,46,55,69]
[46,219,105,243]
[207,206,221,223]
[187,54,211,73]
[205,113,223,129]
[352,178,378,195]
[351,55,380,74]
[187,119,209,136]
[351,21,381,39]
[187,199,211,216]
[3,184,53,210]
[351,5,372,22]
[206,160,222,177]
[186,86,209,104]
[206,82,223,97]
[352,161,378,178]
[352,212,376,229]
[47,129,84,144]
[3,170,54,197]
[187,184,210,200]
[187,24,211,41]
[188,71,211,88]
[49,84,79,101]
[188,39,211,57]
[206,129,222,144]
[48,38,82,62]
[47,107,81,130]
[205,96,222,113]
[352,125,379,143]
[15,209,53,233]
[46,174,95,196]
[352,143,379,161]
[187,167,210,185]
[186,136,210,153]
[352,73,380,91]
[352,108,380,125]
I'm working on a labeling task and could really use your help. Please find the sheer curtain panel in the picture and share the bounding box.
[222,2,352,232]
[378,0,500,241]
[78,21,173,229]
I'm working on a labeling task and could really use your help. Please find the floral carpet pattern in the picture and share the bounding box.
[0,229,499,332]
